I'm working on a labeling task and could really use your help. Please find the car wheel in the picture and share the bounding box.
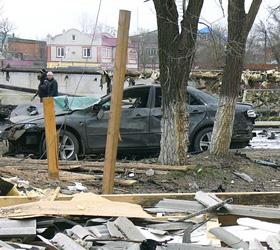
[193,127,213,152]
[42,130,79,161]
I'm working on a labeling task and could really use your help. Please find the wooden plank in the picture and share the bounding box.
[102,10,131,194]
[102,192,280,207]
[0,157,197,172]
[1,192,280,209]
[43,97,59,179]
[0,196,40,207]
[0,193,152,219]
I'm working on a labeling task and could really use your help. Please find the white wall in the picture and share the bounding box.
[0,71,106,105]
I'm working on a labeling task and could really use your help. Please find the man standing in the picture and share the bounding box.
[32,68,47,102]
[45,71,58,97]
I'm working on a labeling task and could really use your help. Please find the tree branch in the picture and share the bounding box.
[245,0,262,34]
[180,0,204,50]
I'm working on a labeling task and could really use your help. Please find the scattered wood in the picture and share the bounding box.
[102,191,280,207]
[0,157,196,172]
[0,193,152,219]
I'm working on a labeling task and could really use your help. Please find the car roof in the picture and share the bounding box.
[125,84,218,103]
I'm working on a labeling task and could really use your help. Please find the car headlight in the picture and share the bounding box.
[247,109,257,118]
[24,124,37,129]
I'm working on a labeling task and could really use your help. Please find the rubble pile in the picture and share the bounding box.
[243,89,280,120]
[0,191,280,249]
[189,69,280,93]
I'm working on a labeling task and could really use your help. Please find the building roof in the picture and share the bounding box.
[102,34,135,48]
[102,35,116,47]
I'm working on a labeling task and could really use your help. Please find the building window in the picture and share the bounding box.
[102,47,111,58]
[83,48,91,58]
[146,48,157,56]
[72,35,76,40]
[56,47,65,58]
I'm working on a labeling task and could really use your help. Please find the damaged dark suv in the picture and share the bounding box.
[0,85,257,160]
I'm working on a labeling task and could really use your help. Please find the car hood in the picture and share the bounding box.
[9,95,100,125]
[9,110,70,124]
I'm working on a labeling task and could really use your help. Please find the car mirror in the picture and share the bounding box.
[96,108,104,120]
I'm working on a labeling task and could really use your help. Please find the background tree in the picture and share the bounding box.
[0,18,14,53]
[79,13,116,36]
[195,25,227,69]
[266,11,280,64]
[152,0,204,165]
[210,0,262,156]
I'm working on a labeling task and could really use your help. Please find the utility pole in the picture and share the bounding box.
[102,10,131,194]
[43,97,59,179]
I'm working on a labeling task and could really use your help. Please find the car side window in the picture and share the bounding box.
[122,87,150,108]
[155,87,203,107]
[102,87,150,110]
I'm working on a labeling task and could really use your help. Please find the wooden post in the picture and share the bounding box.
[102,10,131,194]
[43,97,59,179]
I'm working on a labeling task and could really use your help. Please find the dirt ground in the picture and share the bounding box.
[0,147,279,195]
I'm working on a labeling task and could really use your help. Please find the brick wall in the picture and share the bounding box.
[7,38,47,67]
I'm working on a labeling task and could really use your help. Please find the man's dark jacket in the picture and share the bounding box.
[44,78,58,97]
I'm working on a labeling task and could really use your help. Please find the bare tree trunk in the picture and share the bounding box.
[210,0,262,157]
[160,101,188,164]
[153,0,204,165]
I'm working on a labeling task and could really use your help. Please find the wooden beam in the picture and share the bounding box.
[102,10,131,194]
[43,97,59,179]
[102,192,280,207]
[0,157,197,172]
[1,191,280,208]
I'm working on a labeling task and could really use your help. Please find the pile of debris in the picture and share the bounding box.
[0,191,280,249]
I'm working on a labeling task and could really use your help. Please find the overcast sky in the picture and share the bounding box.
[2,0,279,40]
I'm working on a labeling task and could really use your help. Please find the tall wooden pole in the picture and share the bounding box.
[43,97,59,179]
[102,10,131,194]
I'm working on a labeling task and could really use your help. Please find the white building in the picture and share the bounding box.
[47,29,137,69]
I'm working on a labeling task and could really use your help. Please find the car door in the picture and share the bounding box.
[85,86,152,151]
[149,87,207,148]
[188,92,207,133]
